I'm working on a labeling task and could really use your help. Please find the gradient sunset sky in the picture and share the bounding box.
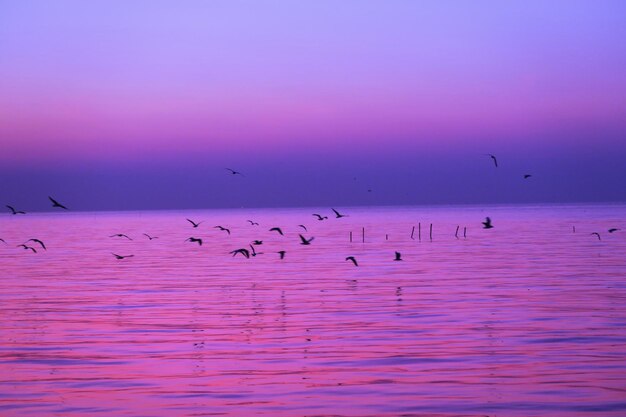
[1,0,625,211]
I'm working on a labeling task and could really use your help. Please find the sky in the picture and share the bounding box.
[1,0,625,211]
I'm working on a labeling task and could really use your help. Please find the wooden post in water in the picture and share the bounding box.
[429,223,433,241]
[418,222,421,241]
[463,227,467,238]
[362,227,365,243]
[410,226,415,240]
[386,234,388,241]
[349,231,353,242]
[455,225,459,239]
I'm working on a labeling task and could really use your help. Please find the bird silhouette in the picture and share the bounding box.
[230,248,250,258]
[482,217,494,229]
[49,196,68,210]
[0,238,6,244]
[110,234,132,240]
[591,232,601,241]
[247,220,259,226]
[394,251,402,261]
[25,239,46,250]
[332,208,347,218]
[187,219,202,228]
[214,226,231,235]
[112,253,134,260]
[269,227,284,235]
[345,256,358,266]
[225,168,244,176]
[6,205,25,215]
[312,214,328,221]
[608,228,620,233]
[299,234,314,245]
[523,174,532,179]
[143,233,158,240]
[277,250,286,260]
[298,224,308,231]
[17,244,37,253]
[486,154,498,168]
[249,244,263,257]
[252,240,263,245]
[186,237,203,246]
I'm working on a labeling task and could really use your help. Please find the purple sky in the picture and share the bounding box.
[1,1,625,211]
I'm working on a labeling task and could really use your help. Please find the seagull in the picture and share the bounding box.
[486,154,498,168]
[312,214,328,221]
[214,226,231,235]
[277,250,286,260]
[186,237,203,246]
[269,227,284,235]
[143,233,158,240]
[591,232,601,241]
[482,217,494,229]
[6,205,25,215]
[251,240,263,245]
[110,234,132,240]
[299,234,314,245]
[225,168,244,176]
[49,196,68,210]
[247,220,259,226]
[112,253,134,260]
[332,208,347,218]
[25,239,46,250]
[187,218,202,228]
[608,228,620,233]
[523,174,532,179]
[298,224,308,231]
[394,251,402,261]
[345,256,358,266]
[230,248,250,258]
[249,244,263,257]
[17,244,37,253]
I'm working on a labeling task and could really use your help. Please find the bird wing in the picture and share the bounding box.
[332,208,340,216]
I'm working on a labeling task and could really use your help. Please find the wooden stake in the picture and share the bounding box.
[429,223,433,241]
[455,225,459,239]
[410,226,415,240]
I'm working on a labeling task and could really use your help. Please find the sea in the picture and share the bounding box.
[1,204,625,416]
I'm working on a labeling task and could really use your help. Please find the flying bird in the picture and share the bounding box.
[269,227,284,235]
[112,253,134,260]
[345,256,358,266]
[591,232,601,241]
[143,233,158,240]
[523,174,532,179]
[394,251,402,261]
[249,244,263,257]
[0,238,6,244]
[187,218,203,228]
[608,228,620,233]
[214,226,231,235]
[186,237,203,246]
[49,196,68,210]
[6,205,25,215]
[247,220,259,226]
[252,240,263,245]
[25,239,46,250]
[110,234,132,240]
[230,248,250,258]
[299,234,314,245]
[332,208,347,218]
[486,154,498,168]
[482,217,494,229]
[277,250,286,260]
[298,224,308,231]
[17,244,37,253]
[312,214,328,221]
[225,168,244,176]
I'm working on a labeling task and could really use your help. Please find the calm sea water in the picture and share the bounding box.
[1,204,625,417]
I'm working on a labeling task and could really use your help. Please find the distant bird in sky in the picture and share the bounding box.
[299,234,314,245]
[524,174,532,179]
[186,237,203,246]
[312,213,328,221]
[252,240,263,245]
[6,205,25,215]
[247,220,259,226]
[482,217,494,229]
[249,244,262,257]
[49,196,68,210]
[345,256,358,266]
[110,234,132,240]
[608,228,620,233]
[591,232,601,241]
[17,244,37,253]
[394,251,402,261]
[298,224,308,231]
[278,250,286,260]
[112,253,134,260]
[486,154,498,168]
[269,227,284,235]
[214,226,231,235]
[143,233,158,240]
[225,168,244,176]
[230,248,250,258]
[187,218,202,228]
[25,239,46,250]
[332,208,347,218]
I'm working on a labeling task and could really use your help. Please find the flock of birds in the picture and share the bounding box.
[2,160,621,263]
